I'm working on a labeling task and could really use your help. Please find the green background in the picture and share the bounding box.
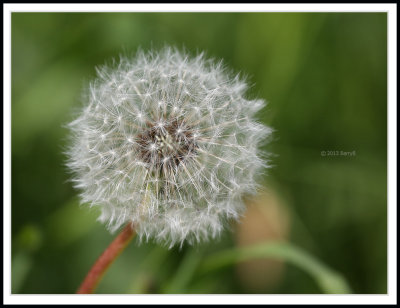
[11,13,387,294]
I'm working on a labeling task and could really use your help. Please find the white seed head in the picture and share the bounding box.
[66,47,272,247]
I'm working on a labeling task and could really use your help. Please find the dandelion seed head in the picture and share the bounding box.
[66,47,272,247]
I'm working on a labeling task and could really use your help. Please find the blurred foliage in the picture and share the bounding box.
[11,12,387,294]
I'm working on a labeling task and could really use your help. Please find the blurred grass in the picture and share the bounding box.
[200,242,351,294]
[11,12,387,294]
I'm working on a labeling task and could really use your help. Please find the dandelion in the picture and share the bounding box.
[67,47,271,247]
[67,47,271,293]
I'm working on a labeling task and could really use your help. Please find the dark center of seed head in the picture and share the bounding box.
[136,119,197,169]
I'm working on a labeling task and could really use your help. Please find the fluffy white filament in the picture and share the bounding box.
[66,48,271,247]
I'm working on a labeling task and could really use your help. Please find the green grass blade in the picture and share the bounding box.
[11,253,33,293]
[162,248,203,294]
[200,241,351,294]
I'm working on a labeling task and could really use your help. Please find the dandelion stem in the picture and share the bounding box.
[76,223,136,294]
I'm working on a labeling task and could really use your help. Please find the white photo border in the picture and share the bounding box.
[3,3,397,305]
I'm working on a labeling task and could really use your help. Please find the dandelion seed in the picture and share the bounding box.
[66,47,272,247]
